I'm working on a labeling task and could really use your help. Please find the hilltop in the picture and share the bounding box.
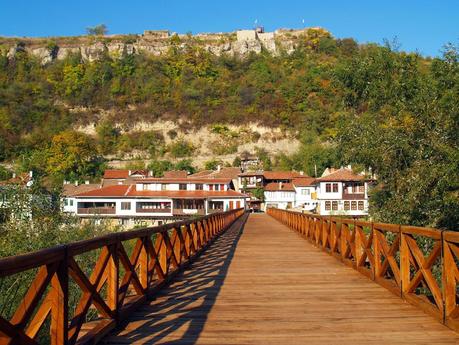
[1,27,329,63]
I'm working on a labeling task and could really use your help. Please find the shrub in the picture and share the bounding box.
[205,159,223,170]
[168,139,195,158]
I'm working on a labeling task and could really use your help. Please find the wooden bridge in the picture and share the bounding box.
[0,209,458,344]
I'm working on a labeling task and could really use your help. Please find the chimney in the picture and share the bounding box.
[12,173,16,179]
[300,171,304,176]
[279,182,282,190]
[74,181,78,186]
[217,165,221,172]
[29,171,33,178]
[149,170,153,177]
[347,164,352,170]
[128,170,132,176]
[85,180,90,184]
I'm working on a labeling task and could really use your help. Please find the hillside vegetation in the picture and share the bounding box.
[0,31,457,229]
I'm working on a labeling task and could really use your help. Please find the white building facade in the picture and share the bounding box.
[315,169,369,217]
[63,177,246,227]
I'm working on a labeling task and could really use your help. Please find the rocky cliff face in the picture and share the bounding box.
[1,27,329,64]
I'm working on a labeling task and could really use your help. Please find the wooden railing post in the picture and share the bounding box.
[50,251,68,345]
[107,242,119,322]
[400,226,409,297]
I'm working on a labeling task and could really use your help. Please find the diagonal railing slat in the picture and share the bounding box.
[267,208,459,333]
[0,208,244,345]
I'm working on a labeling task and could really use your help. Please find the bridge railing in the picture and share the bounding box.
[0,208,245,345]
[267,208,459,332]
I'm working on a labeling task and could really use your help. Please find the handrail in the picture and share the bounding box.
[0,208,245,345]
[267,208,459,333]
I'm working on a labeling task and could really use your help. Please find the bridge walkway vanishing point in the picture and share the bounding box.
[104,214,459,345]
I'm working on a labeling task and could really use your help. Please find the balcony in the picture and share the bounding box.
[173,209,205,216]
[342,192,365,200]
[77,207,116,215]
[136,208,171,213]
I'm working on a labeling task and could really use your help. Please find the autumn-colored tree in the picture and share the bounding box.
[46,131,96,181]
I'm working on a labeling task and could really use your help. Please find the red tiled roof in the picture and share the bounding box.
[103,169,149,179]
[292,177,316,187]
[188,170,212,177]
[317,169,365,182]
[103,170,130,179]
[264,182,295,192]
[75,185,131,197]
[189,168,241,179]
[62,183,101,196]
[163,170,188,178]
[139,177,232,184]
[74,185,246,199]
[263,171,303,180]
[0,173,32,186]
[209,167,241,179]
[127,190,246,199]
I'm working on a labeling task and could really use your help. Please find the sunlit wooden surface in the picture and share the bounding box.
[104,214,458,344]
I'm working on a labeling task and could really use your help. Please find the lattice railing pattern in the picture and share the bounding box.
[0,209,244,345]
[267,208,459,332]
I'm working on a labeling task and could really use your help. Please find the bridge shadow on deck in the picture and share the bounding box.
[104,214,249,345]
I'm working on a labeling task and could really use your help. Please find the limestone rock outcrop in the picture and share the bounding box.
[1,27,330,64]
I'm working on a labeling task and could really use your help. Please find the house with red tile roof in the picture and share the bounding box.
[292,177,318,211]
[263,182,296,210]
[314,167,369,216]
[102,169,151,186]
[239,170,306,211]
[62,174,247,227]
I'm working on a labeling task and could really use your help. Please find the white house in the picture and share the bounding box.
[263,182,296,210]
[315,168,369,217]
[63,176,247,228]
[292,177,318,212]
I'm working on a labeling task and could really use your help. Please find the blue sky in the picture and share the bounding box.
[0,0,457,57]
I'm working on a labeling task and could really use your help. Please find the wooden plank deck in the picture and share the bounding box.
[103,214,459,344]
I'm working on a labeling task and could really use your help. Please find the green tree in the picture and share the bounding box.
[205,159,223,170]
[147,160,173,177]
[86,24,108,36]
[174,159,196,174]
[96,121,120,155]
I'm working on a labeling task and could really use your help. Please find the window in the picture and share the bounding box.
[195,183,203,190]
[209,184,214,191]
[301,189,310,195]
[344,201,350,211]
[332,183,339,193]
[70,199,74,206]
[325,201,331,211]
[121,202,131,210]
[179,183,187,190]
[214,184,220,191]
[161,184,167,191]
[351,201,357,210]
[64,199,69,206]
[220,184,225,191]
[358,201,364,210]
[325,183,331,193]
[359,184,365,193]
[332,201,338,211]
[142,184,148,191]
